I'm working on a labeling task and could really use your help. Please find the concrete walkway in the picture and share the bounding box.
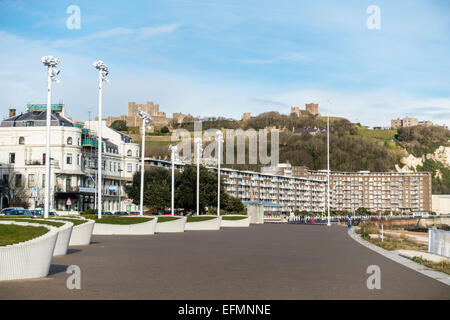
[0,224,449,299]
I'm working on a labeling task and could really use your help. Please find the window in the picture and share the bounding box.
[19,137,25,144]
[42,174,45,187]
[136,164,139,172]
[66,153,72,165]
[127,163,132,172]
[136,150,139,157]
[67,137,73,145]
[127,150,132,157]
[9,153,15,164]
[28,174,35,188]
[26,121,34,127]
[109,162,112,171]
[15,174,22,187]
[66,176,71,191]
[77,154,80,165]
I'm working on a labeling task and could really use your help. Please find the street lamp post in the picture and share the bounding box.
[138,109,151,216]
[169,145,178,216]
[93,61,109,220]
[118,168,123,211]
[216,131,223,216]
[41,56,60,219]
[327,116,331,227]
[194,137,203,216]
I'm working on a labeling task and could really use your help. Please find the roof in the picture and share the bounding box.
[1,110,73,127]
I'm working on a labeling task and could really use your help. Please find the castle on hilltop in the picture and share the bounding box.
[100,101,195,130]
[290,103,320,117]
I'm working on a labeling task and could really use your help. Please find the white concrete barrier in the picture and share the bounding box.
[93,217,157,235]
[0,221,58,281]
[5,218,73,256]
[220,215,250,227]
[42,219,73,256]
[428,228,450,258]
[155,216,186,233]
[69,220,95,246]
[185,215,222,231]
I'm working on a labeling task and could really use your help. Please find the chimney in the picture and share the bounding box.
[9,108,16,117]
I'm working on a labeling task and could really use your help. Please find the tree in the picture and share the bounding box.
[110,120,128,132]
[175,165,222,213]
[160,126,170,134]
[0,167,29,209]
[222,193,244,213]
[356,207,368,215]
[125,167,171,211]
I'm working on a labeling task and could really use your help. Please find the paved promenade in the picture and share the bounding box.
[0,224,449,299]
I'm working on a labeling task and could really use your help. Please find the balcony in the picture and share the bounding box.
[55,186,80,193]
[82,139,104,148]
[25,159,60,166]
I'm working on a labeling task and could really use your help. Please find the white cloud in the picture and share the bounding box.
[137,24,179,39]
[50,24,179,48]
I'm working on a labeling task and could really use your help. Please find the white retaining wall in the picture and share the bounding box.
[185,215,222,231]
[428,228,450,258]
[155,216,186,233]
[220,215,250,227]
[93,217,157,235]
[69,220,95,246]
[0,221,58,281]
[43,219,73,256]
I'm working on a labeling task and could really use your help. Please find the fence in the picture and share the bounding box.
[428,228,450,258]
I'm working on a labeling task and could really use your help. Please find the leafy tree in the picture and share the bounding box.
[110,120,128,132]
[222,193,245,213]
[356,207,368,215]
[160,126,170,134]
[125,167,171,211]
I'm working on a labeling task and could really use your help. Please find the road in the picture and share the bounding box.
[0,224,449,299]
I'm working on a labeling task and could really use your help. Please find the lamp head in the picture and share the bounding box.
[41,55,59,67]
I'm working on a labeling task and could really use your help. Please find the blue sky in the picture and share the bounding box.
[0,0,449,127]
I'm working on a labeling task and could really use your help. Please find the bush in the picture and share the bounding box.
[359,222,379,235]
[81,209,97,215]
[361,231,370,239]
[110,120,128,132]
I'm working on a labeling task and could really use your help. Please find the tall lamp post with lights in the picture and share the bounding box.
[169,145,178,216]
[138,109,151,216]
[194,137,203,216]
[216,131,223,216]
[118,167,123,211]
[93,61,109,220]
[327,116,331,227]
[41,56,60,219]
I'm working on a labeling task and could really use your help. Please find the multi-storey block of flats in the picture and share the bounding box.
[0,104,140,213]
[261,164,432,214]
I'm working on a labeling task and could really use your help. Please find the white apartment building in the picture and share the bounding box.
[0,104,140,213]
[262,163,433,213]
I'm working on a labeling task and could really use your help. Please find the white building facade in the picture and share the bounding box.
[0,104,140,213]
